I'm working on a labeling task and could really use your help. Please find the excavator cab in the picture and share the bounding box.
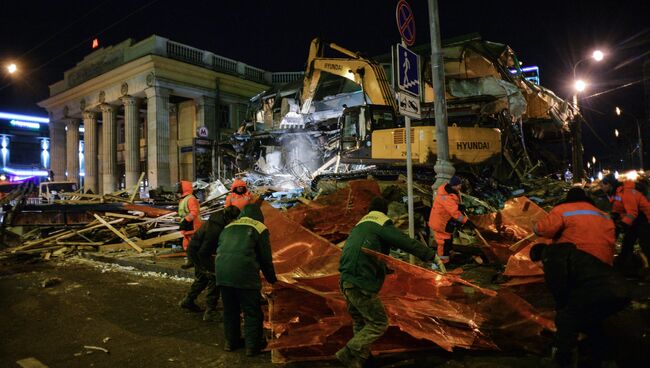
[339,104,399,162]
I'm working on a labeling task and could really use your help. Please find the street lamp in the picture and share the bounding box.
[592,50,604,62]
[615,129,619,137]
[615,106,644,169]
[574,79,587,92]
[6,63,17,74]
[592,156,597,164]
[570,49,605,183]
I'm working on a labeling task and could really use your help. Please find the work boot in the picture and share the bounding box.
[335,346,364,368]
[245,340,268,357]
[224,338,244,352]
[178,297,203,313]
[180,258,194,269]
[202,308,222,322]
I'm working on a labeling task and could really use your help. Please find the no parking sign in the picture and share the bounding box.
[395,0,416,46]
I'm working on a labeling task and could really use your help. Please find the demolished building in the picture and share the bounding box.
[219,34,580,189]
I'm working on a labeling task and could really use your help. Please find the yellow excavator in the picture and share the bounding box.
[299,38,501,173]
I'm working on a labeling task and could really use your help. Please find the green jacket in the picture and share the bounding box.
[339,211,436,293]
[188,206,240,270]
[215,204,277,289]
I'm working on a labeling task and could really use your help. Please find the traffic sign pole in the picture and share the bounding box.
[395,0,418,263]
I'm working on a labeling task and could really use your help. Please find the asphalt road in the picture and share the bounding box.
[5,255,644,368]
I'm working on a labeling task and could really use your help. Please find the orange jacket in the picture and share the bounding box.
[609,181,650,226]
[428,184,467,235]
[534,201,615,265]
[225,179,253,210]
[179,180,201,234]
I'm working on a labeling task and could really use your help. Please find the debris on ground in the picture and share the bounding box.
[40,277,61,288]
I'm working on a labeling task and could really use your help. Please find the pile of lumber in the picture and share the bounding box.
[4,187,230,258]
[7,209,182,257]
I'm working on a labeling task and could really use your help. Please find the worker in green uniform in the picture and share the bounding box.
[336,197,446,368]
[215,204,277,357]
[178,205,240,321]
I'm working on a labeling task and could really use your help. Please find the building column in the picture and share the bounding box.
[49,120,67,181]
[145,87,171,189]
[65,119,80,184]
[83,111,98,193]
[100,104,117,193]
[196,96,216,140]
[122,96,141,189]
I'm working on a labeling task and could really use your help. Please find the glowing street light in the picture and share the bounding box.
[592,156,597,164]
[592,50,604,62]
[574,79,587,92]
[6,63,17,74]
[614,129,619,137]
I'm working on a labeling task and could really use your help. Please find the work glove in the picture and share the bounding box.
[445,219,462,233]
[179,219,193,231]
[430,255,447,273]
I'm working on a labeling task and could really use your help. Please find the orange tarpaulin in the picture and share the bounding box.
[262,195,553,363]
[471,197,547,277]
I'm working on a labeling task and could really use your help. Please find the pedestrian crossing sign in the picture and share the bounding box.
[396,43,420,97]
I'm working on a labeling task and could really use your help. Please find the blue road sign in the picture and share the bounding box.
[396,43,420,97]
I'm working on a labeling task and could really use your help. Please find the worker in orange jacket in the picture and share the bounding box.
[224,179,253,210]
[428,176,474,260]
[600,174,650,272]
[534,187,616,265]
[178,180,201,268]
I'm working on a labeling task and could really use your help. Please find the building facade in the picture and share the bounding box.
[39,35,302,194]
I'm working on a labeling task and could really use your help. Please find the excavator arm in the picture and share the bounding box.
[301,38,398,114]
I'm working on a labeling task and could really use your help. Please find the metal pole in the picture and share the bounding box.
[428,0,454,189]
[405,116,415,264]
[572,94,584,182]
[636,118,644,169]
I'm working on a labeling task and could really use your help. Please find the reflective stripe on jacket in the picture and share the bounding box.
[215,205,277,289]
[178,180,201,233]
[534,201,616,265]
[428,184,467,235]
[609,181,650,225]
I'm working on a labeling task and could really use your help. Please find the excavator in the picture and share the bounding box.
[296,38,501,185]
[231,36,578,186]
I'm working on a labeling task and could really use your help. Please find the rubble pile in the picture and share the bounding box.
[1,180,235,259]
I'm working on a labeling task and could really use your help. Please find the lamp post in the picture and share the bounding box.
[571,50,605,182]
[615,106,644,169]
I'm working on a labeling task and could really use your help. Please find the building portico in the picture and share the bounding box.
[38,35,299,194]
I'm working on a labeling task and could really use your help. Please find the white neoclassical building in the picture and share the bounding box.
[39,35,302,194]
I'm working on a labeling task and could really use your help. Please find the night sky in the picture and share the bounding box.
[0,0,647,168]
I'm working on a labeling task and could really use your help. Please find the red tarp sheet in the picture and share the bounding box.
[471,197,547,278]
[263,188,554,363]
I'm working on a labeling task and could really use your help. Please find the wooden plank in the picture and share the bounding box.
[129,172,145,203]
[104,212,143,220]
[146,226,179,234]
[508,233,535,252]
[93,214,143,253]
[100,231,183,251]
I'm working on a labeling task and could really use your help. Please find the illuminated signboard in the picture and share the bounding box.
[10,120,40,129]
